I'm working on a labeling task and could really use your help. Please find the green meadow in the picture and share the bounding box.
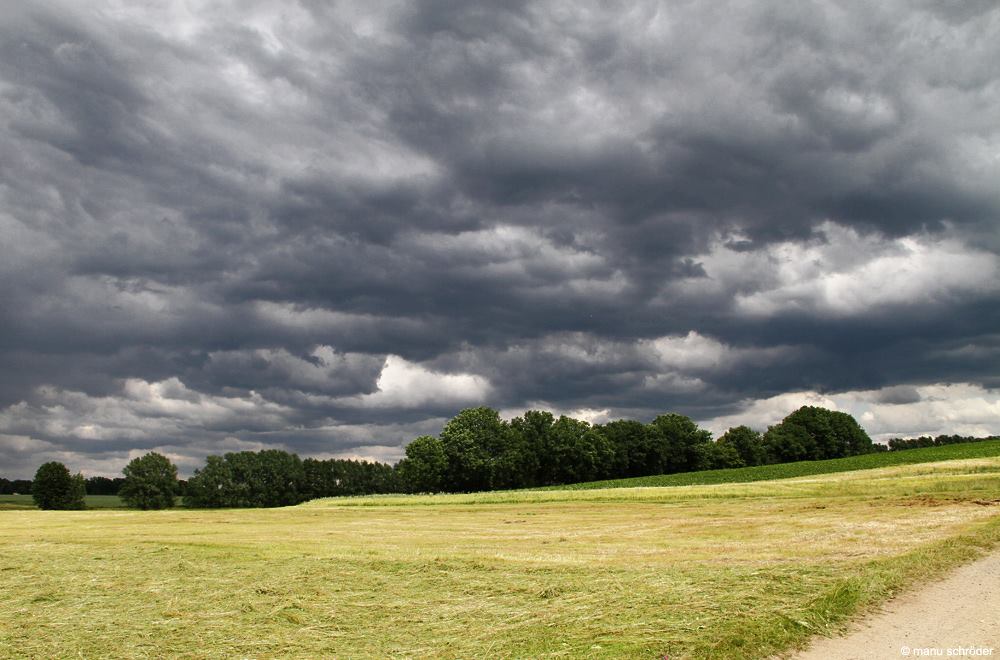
[2,449,1000,658]
[0,494,124,511]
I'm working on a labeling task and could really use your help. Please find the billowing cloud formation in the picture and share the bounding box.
[1,1,998,476]
[701,383,1000,443]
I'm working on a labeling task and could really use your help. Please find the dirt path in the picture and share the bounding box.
[794,553,1000,659]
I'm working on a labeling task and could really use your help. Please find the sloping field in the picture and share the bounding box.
[544,440,1000,491]
[2,456,1000,658]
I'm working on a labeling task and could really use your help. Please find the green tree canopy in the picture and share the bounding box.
[439,407,510,491]
[31,462,86,510]
[541,416,615,485]
[598,419,653,477]
[119,452,178,510]
[396,435,448,493]
[183,455,236,508]
[764,406,874,462]
[716,426,767,467]
[647,413,713,474]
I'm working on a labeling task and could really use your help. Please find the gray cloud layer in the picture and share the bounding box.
[2,0,999,476]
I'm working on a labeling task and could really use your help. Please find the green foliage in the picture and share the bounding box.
[440,407,510,491]
[701,440,745,470]
[648,413,714,473]
[171,406,988,505]
[0,478,33,495]
[183,450,310,508]
[717,425,766,467]
[545,438,1000,490]
[392,408,726,493]
[303,457,398,497]
[599,419,656,477]
[541,416,614,485]
[31,462,86,510]
[763,406,873,462]
[183,455,235,508]
[119,452,178,510]
[888,434,999,451]
[508,410,551,485]
[84,476,125,495]
[396,435,448,493]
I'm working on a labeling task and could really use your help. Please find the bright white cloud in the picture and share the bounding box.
[699,383,1000,442]
[700,391,841,436]
[345,355,493,409]
[678,222,999,317]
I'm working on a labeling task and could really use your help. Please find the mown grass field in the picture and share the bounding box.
[2,452,1000,658]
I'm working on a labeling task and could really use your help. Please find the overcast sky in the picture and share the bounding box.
[2,1,999,478]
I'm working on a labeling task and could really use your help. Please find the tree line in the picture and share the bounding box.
[17,405,998,509]
[885,434,999,451]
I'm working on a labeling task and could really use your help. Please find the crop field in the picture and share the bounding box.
[2,455,1000,658]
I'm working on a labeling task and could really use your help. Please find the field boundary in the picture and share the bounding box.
[545,440,1000,491]
[696,514,1000,658]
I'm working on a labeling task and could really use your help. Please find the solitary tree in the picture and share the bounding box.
[119,452,179,510]
[31,462,86,510]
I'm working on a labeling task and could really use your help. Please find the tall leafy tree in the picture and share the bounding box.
[701,441,745,469]
[31,462,86,510]
[439,407,510,491]
[541,416,615,485]
[119,452,178,510]
[647,413,713,474]
[184,450,307,508]
[396,435,448,493]
[509,410,553,487]
[183,455,236,508]
[716,426,767,467]
[763,422,816,463]
[763,406,873,462]
[598,419,655,477]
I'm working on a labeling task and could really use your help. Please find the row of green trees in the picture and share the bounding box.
[394,405,874,492]
[1,475,125,496]
[28,454,179,510]
[25,404,917,509]
[27,451,400,509]
[886,434,1000,451]
[182,453,398,507]
[0,477,33,495]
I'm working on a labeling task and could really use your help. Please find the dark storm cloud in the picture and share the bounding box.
[1,0,999,476]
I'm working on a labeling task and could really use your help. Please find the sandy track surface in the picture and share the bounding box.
[794,553,1000,659]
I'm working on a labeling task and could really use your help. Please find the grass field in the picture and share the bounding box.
[2,452,1000,659]
[0,494,124,510]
